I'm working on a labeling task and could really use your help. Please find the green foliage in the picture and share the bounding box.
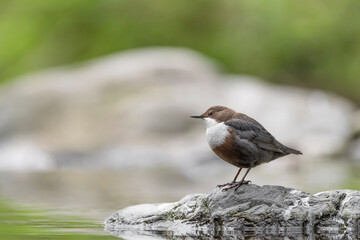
[0,199,118,239]
[1,0,360,102]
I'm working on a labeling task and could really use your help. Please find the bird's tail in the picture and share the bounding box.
[285,146,302,155]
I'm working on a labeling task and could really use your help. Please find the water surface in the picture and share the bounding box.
[0,199,118,240]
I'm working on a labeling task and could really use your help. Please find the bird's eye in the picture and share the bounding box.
[209,111,214,116]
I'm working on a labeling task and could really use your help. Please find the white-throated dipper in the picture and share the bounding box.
[191,106,302,191]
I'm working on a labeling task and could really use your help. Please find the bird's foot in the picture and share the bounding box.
[221,180,251,192]
[241,180,251,185]
[234,180,251,191]
[217,182,235,188]
[220,182,239,191]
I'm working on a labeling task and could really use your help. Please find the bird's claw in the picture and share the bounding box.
[217,182,234,188]
[241,180,251,185]
[220,180,251,192]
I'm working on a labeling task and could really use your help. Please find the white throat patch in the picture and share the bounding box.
[204,118,230,149]
[204,118,218,128]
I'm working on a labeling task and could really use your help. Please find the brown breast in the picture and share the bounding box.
[212,130,251,168]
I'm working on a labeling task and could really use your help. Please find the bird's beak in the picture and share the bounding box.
[191,115,203,119]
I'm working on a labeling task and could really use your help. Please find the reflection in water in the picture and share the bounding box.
[0,199,117,239]
[106,226,360,240]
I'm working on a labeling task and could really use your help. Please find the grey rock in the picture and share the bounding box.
[105,184,360,239]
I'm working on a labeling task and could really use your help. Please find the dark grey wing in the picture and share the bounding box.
[225,119,285,154]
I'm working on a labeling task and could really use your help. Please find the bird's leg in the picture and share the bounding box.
[217,168,242,187]
[235,168,252,191]
[232,168,242,183]
[222,168,252,192]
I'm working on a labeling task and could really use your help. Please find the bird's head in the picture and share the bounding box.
[191,106,235,127]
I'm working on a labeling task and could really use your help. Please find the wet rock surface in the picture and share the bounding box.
[105,184,360,239]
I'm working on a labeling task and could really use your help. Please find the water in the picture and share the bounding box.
[106,226,360,239]
[0,200,117,240]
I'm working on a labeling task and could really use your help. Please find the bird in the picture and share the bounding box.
[191,106,302,191]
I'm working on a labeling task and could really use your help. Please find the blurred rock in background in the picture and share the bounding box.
[0,47,358,214]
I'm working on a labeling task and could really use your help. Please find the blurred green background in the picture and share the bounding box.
[1,0,360,103]
[1,1,360,239]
